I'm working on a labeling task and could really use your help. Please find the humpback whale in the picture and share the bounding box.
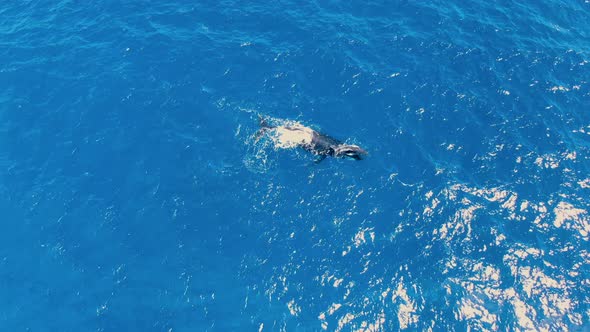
[256,117,367,162]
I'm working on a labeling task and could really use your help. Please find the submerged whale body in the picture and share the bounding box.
[256,117,367,162]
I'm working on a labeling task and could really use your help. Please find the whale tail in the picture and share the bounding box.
[333,144,368,160]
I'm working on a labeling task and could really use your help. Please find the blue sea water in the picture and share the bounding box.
[1,0,590,331]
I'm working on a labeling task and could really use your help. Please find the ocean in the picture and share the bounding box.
[0,0,589,331]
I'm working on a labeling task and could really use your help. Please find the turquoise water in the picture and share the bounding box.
[1,1,589,331]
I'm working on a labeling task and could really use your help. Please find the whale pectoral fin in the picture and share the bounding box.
[254,128,269,143]
[314,155,327,164]
[258,115,274,129]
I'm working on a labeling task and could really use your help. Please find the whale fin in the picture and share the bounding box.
[254,127,269,143]
[254,115,274,143]
[258,115,273,128]
[314,155,327,164]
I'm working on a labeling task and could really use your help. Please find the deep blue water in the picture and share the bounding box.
[1,1,590,331]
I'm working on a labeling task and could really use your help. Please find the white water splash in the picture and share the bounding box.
[268,123,314,149]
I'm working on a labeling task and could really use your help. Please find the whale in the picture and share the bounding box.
[255,116,367,162]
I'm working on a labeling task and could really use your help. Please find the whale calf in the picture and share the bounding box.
[255,117,367,162]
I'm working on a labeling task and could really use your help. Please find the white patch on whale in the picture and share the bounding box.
[269,123,314,149]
